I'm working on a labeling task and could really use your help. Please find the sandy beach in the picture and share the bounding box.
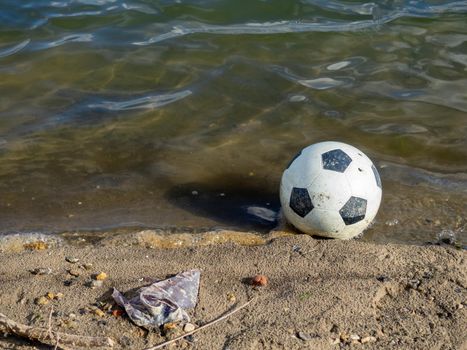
[0,230,465,349]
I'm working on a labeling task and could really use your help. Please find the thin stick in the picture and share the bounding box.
[144,299,255,350]
[0,313,115,348]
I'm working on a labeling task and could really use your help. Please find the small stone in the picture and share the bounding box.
[68,269,81,277]
[63,280,74,287]
[94,309,105,317]
[55,292,64,299]
[68,313,76,319]
[112,309,124,317]
[94,272,108,281]
[65,257,79,264]
[46,292,55,300]
[297,331,314,341]
[407,279,421,290]
[35,296,49,306]
[183,323,196,332]
[376,275,390,282]
[82,263,93,270]
[88,280,103,289]
[226,293,236,302]
[251,275,268,287]
[361,336,377,344]
[30,268,52,275]
[350,334,360,341]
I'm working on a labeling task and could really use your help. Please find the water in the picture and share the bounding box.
[0,0,466,245]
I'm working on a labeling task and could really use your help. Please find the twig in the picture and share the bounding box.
[0,312,115,348]
[144,299,255,350]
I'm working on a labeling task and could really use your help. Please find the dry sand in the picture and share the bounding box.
[0,230,465,349]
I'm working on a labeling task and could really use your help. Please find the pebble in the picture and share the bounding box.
[89,280,103,288]
[183,323,196,332]
[63,280,75,287]
[82,263,93,270]
[55,292,64,299]
[68,269,81,277]
[112,309,124,317]
[350,334,360,341]
[35,296,49,306]
[376,275,390,282]
[297,331,314,341]
[65,257,79,264]
[94,309,105,317]
[94,272,108,281]
[30,267,52,275]
[46,292,55,300]
[407,279,421,290]
[226,293,236,302]
[251,275,268,287]
[361,336,377,344]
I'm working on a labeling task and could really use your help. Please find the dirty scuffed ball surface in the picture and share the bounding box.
[280,141,382,239]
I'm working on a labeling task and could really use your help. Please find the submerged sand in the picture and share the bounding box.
[0,231,465,349]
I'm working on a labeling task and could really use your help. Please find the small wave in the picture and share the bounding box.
[380,162,467,193]
[133,15,403,45]
[132,1,467,44]
[0,39,30,58]
[88,90,192,111]
[269,65,353,90]
[37,33,94,50]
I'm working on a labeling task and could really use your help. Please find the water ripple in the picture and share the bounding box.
[88,90,192,111]
[133,16,403,45]
[133,2,467,44]
[0,39,30,58]
[269,65,353,90]
[37,34,94,50]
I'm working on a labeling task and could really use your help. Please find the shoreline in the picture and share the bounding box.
[0,231,465,349]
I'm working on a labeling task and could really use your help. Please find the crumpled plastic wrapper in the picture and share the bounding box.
[112,269,200,329]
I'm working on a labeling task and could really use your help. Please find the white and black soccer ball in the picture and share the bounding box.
[280,141,382,239]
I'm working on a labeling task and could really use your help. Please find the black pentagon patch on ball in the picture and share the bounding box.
[339,196,367,225]
[371,164,382,188]
[286,150,302,169]
[289,187,313,218]
[322,149,352,173]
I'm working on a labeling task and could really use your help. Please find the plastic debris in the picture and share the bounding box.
[112,269,200,329]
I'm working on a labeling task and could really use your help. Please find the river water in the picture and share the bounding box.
[0,0,466,245]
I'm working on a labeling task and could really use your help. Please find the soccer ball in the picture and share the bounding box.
[280,141,382,239]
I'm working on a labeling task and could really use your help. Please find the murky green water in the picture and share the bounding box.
[0,1,466,245]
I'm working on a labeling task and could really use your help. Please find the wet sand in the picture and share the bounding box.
[0,230,465,349]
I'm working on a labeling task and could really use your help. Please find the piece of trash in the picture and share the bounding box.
[112,269,200,329]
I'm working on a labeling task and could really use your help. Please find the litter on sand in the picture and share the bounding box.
[112,269,200,329]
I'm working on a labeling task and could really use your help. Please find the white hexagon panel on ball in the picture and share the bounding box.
[279,141,382,239]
